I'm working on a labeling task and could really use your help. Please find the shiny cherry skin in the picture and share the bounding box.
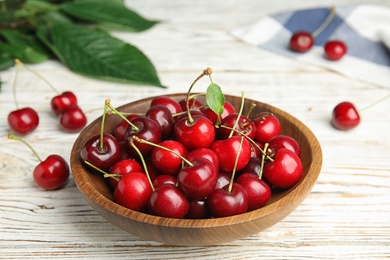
[253,112,281,144]
[211,135,251,173]
[268,135,301,157]
[113,114,140,142]
[177,157,218,199]
[147,184,189,218]
[289,31,314,53]
[174,115,215,151]
[59,105,87,132]
[151,140,188,175]
[108,158,143,189]
[236,173,271,211]
[201,101,236,125]
[324,40,347,61]
[51,91,77,116]
[150,96,182,115]
[8,107,39,135]
[33,154,69,190]
[152,174,177,189]
[186,198,210,219]
[114,172,153,212]
[218,113,256,140]
[186,147,220,173]
[263,148,303,189]
[146,105,175,139]
[215,172,230,189]
[125,116,162,158]
[80,133,121,171]
[238,157,262,178]
[207,183,248,218]
[332,101,360,130]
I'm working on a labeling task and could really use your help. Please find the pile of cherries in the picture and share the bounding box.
[80,68,303,219]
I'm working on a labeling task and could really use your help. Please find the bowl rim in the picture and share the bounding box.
[71,93,322,228]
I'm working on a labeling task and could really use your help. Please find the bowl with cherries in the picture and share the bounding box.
[70,68,322,246]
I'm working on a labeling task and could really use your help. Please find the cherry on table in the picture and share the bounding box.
[59,105,87,133]
[8,134,69,190]
[289,31,314,53]
[324,40,347,61]
[51,91,78,116]
[8,107,39,135]
[331,101,360,130]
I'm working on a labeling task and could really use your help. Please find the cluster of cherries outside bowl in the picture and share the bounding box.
[78,68,304,219]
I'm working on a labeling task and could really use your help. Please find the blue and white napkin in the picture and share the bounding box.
[231,5,390,88]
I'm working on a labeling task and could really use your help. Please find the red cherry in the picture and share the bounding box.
[174,115,215,151]
[332,101,360,130]
[206,183,248,218]
[218,113,256,140]
[146,105,175,139]
[177,157,218,199]
[186,147,219,173]
[108,159,143,189]
[236,173,271,211]
[215,172,230,189]
[201,101,235,125]
[324,40,347,61]
[59,105,87,133]
[150,140,188,175]
[268,135,301,157]
[80,134,121,171]
[51,91,77,116]
[289,31,314,53]
[178,97,203,111]
[8,107,39,135]
[186,198,210,219]
[113,172,153,212]
[263,148,303,189]
[33,155,70,190]
[113,114,140,142]
[253,112,281,144]
[211,136,251,173]
[150,96,182,115]
[147,184,189,218]
[152,174,177,189]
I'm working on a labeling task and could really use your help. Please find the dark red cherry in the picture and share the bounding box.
[332,101,360,130]
[178,97,203,111]
[253,112,281,144]
[8,107,39,135]
[150,96,182,115]
[150,140,187,175]
[113,114,140,142]
[218,113,256,140]
[80,133,121,171]
[289,31,314,53]
[152,174,177,189]
[236,173,271,211]
[108,158,143,189]
[186,147,219,173]
[186,198,210,219]
[146,104,175,139]
[268,135,301,157]
[33,154,70,190]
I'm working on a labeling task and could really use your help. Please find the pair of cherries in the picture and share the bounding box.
[289,31,347,61]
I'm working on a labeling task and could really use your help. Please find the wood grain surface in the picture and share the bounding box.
[1,0,389,259]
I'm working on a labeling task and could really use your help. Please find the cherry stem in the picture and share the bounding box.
[186,67,213,123]
[227,136,244,193]
[8,134,42,162]
[14,59,60,95]
[129,137,155,192]
[83,160,120,182]
[106,103,140,132]
[132,136,193,167]
[12,61,20,109]
[258,143,269,179]
[312,6,336,38]
[246,103,256,118]
[99,100,110,151]
[229,91,245,139]
[359,93,390,112]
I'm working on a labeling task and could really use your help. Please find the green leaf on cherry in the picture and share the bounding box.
[206,82,225,116]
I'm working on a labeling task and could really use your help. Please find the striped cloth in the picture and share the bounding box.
[231,5,390,88]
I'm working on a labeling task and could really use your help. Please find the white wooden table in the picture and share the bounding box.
[1,0,389,259]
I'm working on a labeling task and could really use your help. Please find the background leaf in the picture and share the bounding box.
[42,22,164,87]
[59,0,158,32]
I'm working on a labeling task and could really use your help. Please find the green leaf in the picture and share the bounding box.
[43,22,164,87]
[0,56,14,71]
[206,83,225,116]
[59,0,158,32]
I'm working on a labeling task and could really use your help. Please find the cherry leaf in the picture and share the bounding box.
[206,83,225,116]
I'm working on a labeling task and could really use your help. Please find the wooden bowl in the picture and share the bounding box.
[70,93,322,246]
